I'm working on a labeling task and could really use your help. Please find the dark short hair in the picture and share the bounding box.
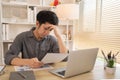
[37,10,59,25]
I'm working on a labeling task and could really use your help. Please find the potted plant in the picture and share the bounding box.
[101,50,119,74]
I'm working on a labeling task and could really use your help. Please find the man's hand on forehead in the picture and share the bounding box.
[48,25,56,31]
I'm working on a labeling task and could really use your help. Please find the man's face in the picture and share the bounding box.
[37,22,54,38]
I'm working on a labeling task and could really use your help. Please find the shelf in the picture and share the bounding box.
[2,2,55,8]
[59,20,73,25]
[2,2,27,7]
[63,40,73,42]
[3,40,13,43]
[28,4,55,8]
[2,20,73,26]
[2,39,73,44]
[2,21,35,25]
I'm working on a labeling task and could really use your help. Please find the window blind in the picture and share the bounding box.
[74,0,120,63]
[100,0,120,62]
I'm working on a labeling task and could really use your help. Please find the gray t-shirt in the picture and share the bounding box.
[4,29,59,65]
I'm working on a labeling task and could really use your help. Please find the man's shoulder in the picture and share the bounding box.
[16,31,31,38]
[21,30,30,34]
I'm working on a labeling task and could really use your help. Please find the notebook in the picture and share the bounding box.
[9,71,36,80]
[49,48,99,78]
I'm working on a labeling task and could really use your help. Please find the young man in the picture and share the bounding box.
[4,10,67,68]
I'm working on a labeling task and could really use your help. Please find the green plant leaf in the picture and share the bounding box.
[107,59,114,68]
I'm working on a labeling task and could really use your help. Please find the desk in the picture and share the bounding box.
[0,58,120,80]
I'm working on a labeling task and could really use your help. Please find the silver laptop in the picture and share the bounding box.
[49,48,99,78]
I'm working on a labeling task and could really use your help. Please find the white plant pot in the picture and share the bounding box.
[106,67,116,74]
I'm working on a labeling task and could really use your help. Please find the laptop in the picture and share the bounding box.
[49,48,99,78]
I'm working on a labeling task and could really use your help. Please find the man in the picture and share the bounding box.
[4,10,67,68]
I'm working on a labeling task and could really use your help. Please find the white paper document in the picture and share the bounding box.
[0,65,6,72]
[14,64,53,71]
[41,53,68,64]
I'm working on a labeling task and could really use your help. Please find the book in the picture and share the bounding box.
[2,24,6,40]
[6,24,9,40]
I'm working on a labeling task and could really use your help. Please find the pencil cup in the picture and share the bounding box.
[106,66,116,74]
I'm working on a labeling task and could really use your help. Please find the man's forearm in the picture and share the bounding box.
[57,35,68,53]
[11,58,30,66]
[11,57,44,68]
[53,26,68,53]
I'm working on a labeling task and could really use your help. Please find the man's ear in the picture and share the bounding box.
[36,21,40,28]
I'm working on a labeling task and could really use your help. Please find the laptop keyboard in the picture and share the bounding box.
[57,70,65,76]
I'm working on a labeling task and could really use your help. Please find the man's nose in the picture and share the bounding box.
[44,30,50,34]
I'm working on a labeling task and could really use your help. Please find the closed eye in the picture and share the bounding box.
[49,28,53,31]
[44,27,49,30]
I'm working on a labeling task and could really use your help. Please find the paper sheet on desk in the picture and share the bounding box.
[0,66,4,71]
[41,53,68,64]
[14,64,53,71]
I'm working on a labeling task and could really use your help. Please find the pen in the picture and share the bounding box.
[107,51,112,60]
[17,72,27,79]
[115,51,119,57]
[101,50,108,63]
